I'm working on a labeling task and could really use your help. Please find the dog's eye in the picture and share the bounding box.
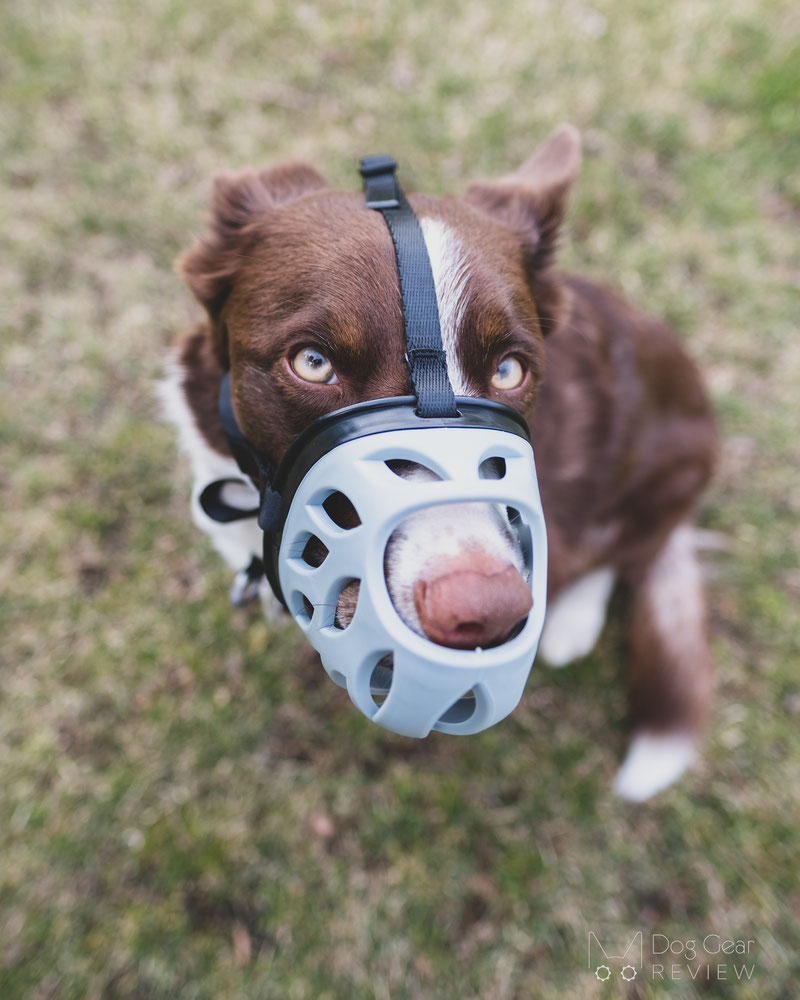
[491,356,525,390]
[291,347,338,384]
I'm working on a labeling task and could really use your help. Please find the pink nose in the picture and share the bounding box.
[413,552,532,649]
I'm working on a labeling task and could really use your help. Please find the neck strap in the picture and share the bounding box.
[359,156,458,418]
[198,372,283,533]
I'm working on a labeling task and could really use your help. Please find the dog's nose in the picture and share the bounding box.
[413,553,532,649]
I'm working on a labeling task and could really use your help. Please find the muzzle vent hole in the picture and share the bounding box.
[288,591,315,625]
[384,459,442,482]
[438,691,477,725]
[508,615,528,641]
[369,655,394,704]
[300,535,328,567]
[479,457,507,480]
[322,491,361,529]
[333,579,361,631]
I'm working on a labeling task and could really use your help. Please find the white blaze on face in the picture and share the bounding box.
[419,217,473,396]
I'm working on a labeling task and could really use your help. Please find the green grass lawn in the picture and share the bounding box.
[2,1,799,997]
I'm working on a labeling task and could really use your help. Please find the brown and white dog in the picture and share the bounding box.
[162,124,716,800]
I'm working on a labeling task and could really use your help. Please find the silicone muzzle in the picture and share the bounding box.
[268,395,548,737]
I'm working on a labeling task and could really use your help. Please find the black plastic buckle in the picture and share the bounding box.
[359,155,400,210]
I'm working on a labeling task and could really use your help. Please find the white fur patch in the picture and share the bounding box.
[645,523,704,660]
[158,359,284,620]
[419,217,472,395]
[158,357,249,502]
[538,567,616,666]
[613,732,697,801]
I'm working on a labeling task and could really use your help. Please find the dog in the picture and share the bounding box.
[162,124,716,801]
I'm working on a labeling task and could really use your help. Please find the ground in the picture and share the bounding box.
[1,1,799,997]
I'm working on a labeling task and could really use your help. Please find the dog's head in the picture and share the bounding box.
[179,125,581,650]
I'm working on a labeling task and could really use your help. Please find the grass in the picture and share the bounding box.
[2,0,799,996]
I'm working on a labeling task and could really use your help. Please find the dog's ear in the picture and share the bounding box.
[466,123,581,268]
[465,124,581,334]
[178,163,327,366]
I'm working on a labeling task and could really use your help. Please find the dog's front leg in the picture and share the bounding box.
[189,489,286,623]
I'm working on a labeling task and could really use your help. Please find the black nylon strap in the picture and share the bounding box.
[359,156,458,418]
[200,373,284,534]
[198,478,259,523]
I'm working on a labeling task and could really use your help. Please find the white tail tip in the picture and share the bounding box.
[613,732,697,802]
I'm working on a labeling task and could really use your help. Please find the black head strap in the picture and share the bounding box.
[359,156,459,418]
[198,373,283,533]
